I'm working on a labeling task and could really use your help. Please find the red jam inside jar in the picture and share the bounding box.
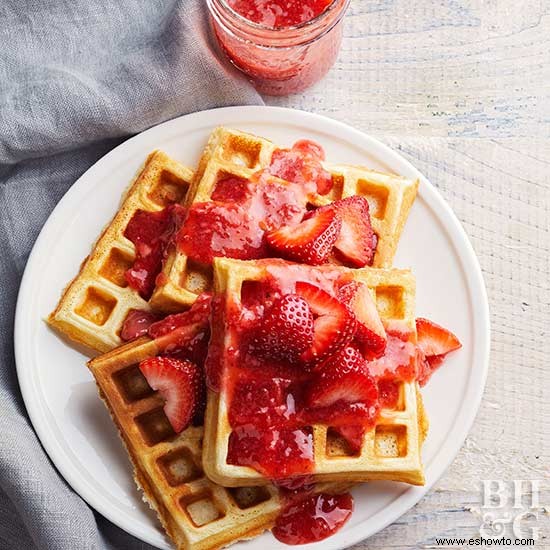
[227,0,333,28]
[207,0,350,95]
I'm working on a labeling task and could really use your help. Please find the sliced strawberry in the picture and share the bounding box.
[416,318,461,386]
[120,309,161,341]
[416,354,445,387]
[306,346,378,408]
[334,425,366,454]
[149,293,212,338]
[338,281,386,359]
[266,207,341,265]
[332,196,376,267]
[249,294,314,363]
[149,293,212,361]
[139,356,202,433]
[295,282,356,364]
[416,318,461,357]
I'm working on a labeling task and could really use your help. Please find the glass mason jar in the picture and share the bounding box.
[206,0,350,96]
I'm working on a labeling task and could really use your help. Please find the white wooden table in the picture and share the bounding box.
[267,2,550,547]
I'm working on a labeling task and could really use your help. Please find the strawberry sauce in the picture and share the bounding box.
[210,263,414,483]
[123,204,186,299]
[273,491,354,545]
[227,0,334,28]
[176,179,306,265]
[176,141,333,266]
[124,259,460,546]
[122,140,333,297]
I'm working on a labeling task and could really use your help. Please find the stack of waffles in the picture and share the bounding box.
[48,127,432,550]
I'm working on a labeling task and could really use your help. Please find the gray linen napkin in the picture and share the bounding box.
[0,1,261,548]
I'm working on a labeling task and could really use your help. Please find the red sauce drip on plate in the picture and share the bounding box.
[273,491,354,544]
[227,0,333,28]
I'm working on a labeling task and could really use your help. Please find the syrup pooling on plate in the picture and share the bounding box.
[227,0,334,28]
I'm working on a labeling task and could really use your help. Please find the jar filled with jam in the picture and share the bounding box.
[207,0,350,96]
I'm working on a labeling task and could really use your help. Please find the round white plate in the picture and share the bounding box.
[15,106,490,550]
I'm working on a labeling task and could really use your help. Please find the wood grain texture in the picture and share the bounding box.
[266,1,550,547]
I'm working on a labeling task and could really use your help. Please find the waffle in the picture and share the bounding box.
[88,337,353,550]
[203,258,428,488]
[150,127,418,311]
[47,151,194,353]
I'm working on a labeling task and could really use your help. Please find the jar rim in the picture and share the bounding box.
[218,0,341,32]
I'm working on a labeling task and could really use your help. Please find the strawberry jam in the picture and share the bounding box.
[210,261,463,490]
[209,0,349,95]
[120,309,161,341]
[124,204,186,299]
[228,425,314,479]
[175,141,333,266]
[177,181,305,265]
[268,141,333,195]
[227,0,333,28]
[273,491,354,545]
[215,263,387,481]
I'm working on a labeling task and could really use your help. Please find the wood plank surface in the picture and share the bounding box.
[267,2,550,547]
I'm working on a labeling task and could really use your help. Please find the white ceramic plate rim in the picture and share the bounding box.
[15,106,490,550]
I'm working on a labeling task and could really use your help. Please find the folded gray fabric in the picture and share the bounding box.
[0,1,261,548]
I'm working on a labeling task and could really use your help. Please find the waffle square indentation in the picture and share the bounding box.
[330,174,345,199]
[135,407,175,446]
[75,287,117,326]
[181,261,211,294]
[182,492,225,527]
[158,448,202,486]
[375,425,407,457]
[228,486,272,509]
[325,428,361,458]
[376,286,405,319]
[148,170,188,206]
[113,365,154,403]
[357,179,389,219]
[99,248,133,288]
[222,135,261,169]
